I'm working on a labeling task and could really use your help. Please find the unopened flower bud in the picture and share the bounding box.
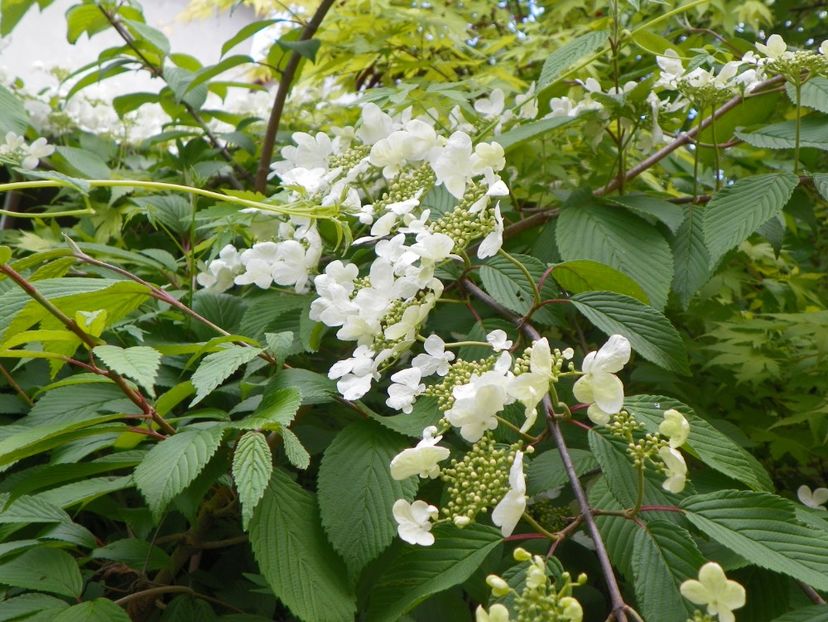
[486,574,510,597]
[513,547,532,561]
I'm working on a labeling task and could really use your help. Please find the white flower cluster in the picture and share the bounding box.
[0,131,54,169]
[655,50,762,105]
[196,218,322,293]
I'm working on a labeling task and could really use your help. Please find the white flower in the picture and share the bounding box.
[680,562,746,622]
[477,202,504,259]
[390,426,450,479]
[515,82,538,120]
[562,347,574,360]
[445,352,513,442]
[357,103,395,145]
[369,130,409,178]
[196,244,242,292]
[386,367,425,413]
[328,345,378,400]
[658,446,687,494]
[572,334,631,426]
[401,119,439,160]
[412,334,455,377]
[430,131,474,199]
[410,231,455,264]
[475,604,510,622]
[280,131,333,170]
[486,329,512,351]
[21,137,53,169]
[470,141,506,175]
[507,338,553,432]
[393,499,438,546]
[659,409,690,448]
[656,49,685,88]
[271,239,319,293]
[492,451,527,536]
[474,88,506,117]
[797,485,828,510]
[756,33,787,59]
[821,40,828,56]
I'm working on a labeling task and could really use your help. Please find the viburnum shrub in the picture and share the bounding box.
[0,0,828,620]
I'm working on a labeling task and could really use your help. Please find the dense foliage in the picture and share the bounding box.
[0,0,827,620]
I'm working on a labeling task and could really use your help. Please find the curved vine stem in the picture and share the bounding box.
[461,278,629,622]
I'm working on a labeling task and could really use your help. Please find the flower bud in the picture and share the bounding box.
[513,547,532,561]
[486,574,510,597]
[559,597,583,622]
[453,515,471,527]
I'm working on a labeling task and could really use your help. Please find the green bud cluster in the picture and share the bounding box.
[371,164,435,216]
[607,410,644,439]
[429,182,492,248]
[687,612,715,622]
[424,356,498,411]
[768,52,828,85]
[487,549,587,622]
[627,432,665,468]
[530,500,571,532]
[439,433,519,523]
[328,144,371,171]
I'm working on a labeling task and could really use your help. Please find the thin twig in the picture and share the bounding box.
[255,0,338,191]
[0,363,33,406]
[461,278,629,622]
[799,581,827,605]
[114,585,244,612]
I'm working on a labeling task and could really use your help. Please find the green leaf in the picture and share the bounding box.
[0,84,30,134]
[123,18,170,55]
[186,55,253,93]
[264,330,294,364]
[538,30,609,88]
[93,345,161,396]
[369,395,443,438]
[0,593,69,620]
[681,490,828,590]
[786,77,828,113]
[190,345,263,405]
[65,3,109,43]
[771,605,828,622]
[34,475,132,509]
[810,173,828,204]
[552,259,649,303]
[0,547,82,598]
[624,395,773,492]
[478,253,559,324]
[233,387,301,430]
[0,494,71,524]
[317,421,417,576]
[249,469,356,622]
[702,173,799,267]
[233,431,273,530]
[52,599,131,622]
[671,204,711,308]
[365,524,502,622]
[569,291,690,375]
[112,92,160,118]
[91,538,170,571]
[607,194,686,234]
[221,18,284,56]
[0,0,47,36]
[134,426,225,520]
[557,196,673,309]
[53,146,111,179]
[281,427,310,470]
[277,37,321,61]
[267,368,337,405]
[736,116,828,150]
[494,116,575,150]
[526,447,598,496]
[631,521,705,622]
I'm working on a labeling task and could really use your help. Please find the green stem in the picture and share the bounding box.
[794,80,802,175]
[495,416,541,442]
[0,179,337,219]
[710,103,721,190]
[630,465,646,516]
[521,511,558,540]
[693,102,704,198]
[497,248,541,306]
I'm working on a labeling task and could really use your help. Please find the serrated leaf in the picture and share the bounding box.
[233,387,301,430]
[608,194,686,234]
[631,521,705,622]
[702,173,799,267]
[0,593,69,620]
[526,447,598,496]
[0,84,30,134]
[365,524,502,622]
[190,345,263,405]
[281,427,310,470]
[771,605,828,622]
[569,291,690,374]
[671,204,711,308]
[0,547,82,598]
[478,253,559,324]
[264,331,293,364]
[557,197,673,309]
[233,431,272,530]
[538,30,609,88]
[65,3,109,43]
[91,538,170,571]
[221,18,284,56]
[54,146,111,179]
[624,395,773,492]
[494,116,576,150]
[369,395,443,438]
[52,599,131,622]
[318,421,417,576]
[93,345,161,396]
[267,368,337,404]
[249,469,356,622]
[681,490,828,590]
[134,426,225,520]
[0,494,71,524]
[786,77,828,113]
[552,259,649,303]
[736,116,828,150]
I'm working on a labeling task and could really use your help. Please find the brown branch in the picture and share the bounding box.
[597,75,786,195]
[0,263,176,435]
[799,581,827,605]
[255,0,338,192]
[0,362,33,406]
[461,278,629,622]
[98,6,250,189]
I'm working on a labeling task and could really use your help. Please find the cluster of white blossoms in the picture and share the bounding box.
[0,132,54,169]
